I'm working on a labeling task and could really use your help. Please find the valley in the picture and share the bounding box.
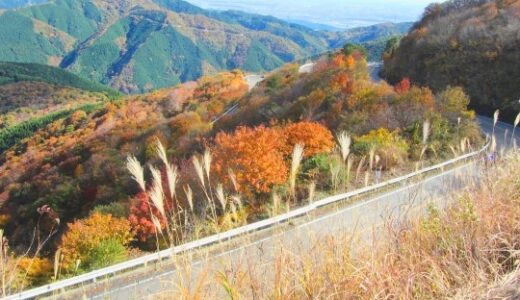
[0,0,410,93]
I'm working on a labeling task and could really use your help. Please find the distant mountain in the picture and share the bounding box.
[0,0,410,93]
[382,0,520,120]
[286,19,343,32]
[325,22,413,48]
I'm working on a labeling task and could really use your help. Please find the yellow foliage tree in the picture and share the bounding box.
[59,213,133,272]
[354,128,409,168]
[17,257,53,286]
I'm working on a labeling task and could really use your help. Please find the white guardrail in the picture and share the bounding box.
[8,141,490,299]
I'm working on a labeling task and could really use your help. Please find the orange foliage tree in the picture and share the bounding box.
[59,213,133,271]
[282,122,335,157]
[213,125,288,195]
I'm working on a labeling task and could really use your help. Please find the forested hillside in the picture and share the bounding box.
[382,0,520,120]
[0,46,482,290]
[0,0,409,93]
[0,62,119,96]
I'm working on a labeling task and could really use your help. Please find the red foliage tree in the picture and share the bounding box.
[128,192,167,242]
[394,78,411,94]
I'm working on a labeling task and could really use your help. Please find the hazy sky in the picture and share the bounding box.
[186,0,437,28]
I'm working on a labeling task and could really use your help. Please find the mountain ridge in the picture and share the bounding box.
[0,0,410,93]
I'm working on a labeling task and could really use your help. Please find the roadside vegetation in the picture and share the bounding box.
[0,46,486,293]
[153,150,520,299]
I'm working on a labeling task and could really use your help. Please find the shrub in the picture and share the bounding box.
[85,238,128,269]
[17,257,53,286]
[59,213,133,272]
[353,128,409,168]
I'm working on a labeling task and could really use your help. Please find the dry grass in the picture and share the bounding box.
[153,152,520,299]
[289,144,305,198]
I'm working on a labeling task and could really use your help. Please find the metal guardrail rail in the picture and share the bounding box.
[7,141,490,300]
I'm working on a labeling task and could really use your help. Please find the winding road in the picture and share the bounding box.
[43,116,516,300]
[9,60,516,299]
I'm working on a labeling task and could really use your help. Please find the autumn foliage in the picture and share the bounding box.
[282,122,335,157]
[128,192,167,242]
[394,78,411,94]
[59,213,133,271]
[17,257,53,286]
[213,125,288,194]
[213,121,335,194]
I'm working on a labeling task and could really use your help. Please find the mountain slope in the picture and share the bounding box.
[0,0,410,93]
[0,61,119,96]
[381,0,520,120]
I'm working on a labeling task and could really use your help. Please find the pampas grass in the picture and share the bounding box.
[151,215,163,235]
[460,137,468,153]
[308,181,316,204]
[346,157,353,188]
[449,145,458,157]
[355,156,366,181]
[493,109,499,137]
[337,131,351,163]
[290,144,305,197]
[192,156,205,188]
[231,195,243,211]
[330,161,341,192]
[228,168,239,193]
[422,120,430,145]
[491,135,497,153]
[272,193,280,216]
[369,147,376,170]
[127,156,146,192]
[203,149,212,181]
[53,248,61,281]
[512,112,520,147]
[183,185,194,212]
[158,153,520,300]
[149,167,166,219]
[156,140,178,199]
[193,153,216,219]
[216,184,227,210]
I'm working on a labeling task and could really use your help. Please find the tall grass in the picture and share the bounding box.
[154,152,520,300]
[512,112,519,148]
[289,144,304,198]
[336,131,351,163]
